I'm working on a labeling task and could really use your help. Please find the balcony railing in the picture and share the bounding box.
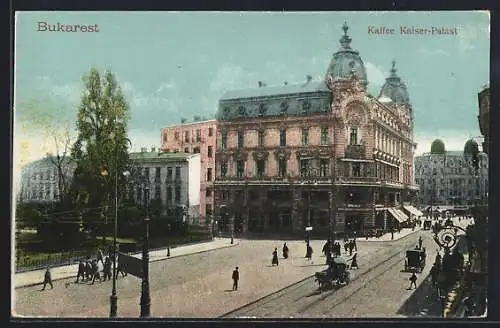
[344,144,366,159]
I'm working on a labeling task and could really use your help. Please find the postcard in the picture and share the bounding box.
[12,11,489,319]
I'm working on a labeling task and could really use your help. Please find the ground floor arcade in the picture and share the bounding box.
[213,183,418,236]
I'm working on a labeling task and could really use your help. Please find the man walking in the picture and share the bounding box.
[41,266,53,290]
[408,272,418,290]
[232,266,239,291]
[75,259,86,283]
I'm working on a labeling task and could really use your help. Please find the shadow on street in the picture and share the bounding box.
[396,272,443,317]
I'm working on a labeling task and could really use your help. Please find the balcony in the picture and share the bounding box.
[344,144,366,159]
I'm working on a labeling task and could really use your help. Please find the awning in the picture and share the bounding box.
[395,208,409,221]
[404,205,424,217]
[388,208,406,222]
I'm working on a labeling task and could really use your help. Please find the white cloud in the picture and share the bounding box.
[457,22,490,52]
[121,80,180,110]
[413,131,484,156]
[417,48,450,57]
[33,76,81,104]
[365,61,386,87]
[128,129,163,152]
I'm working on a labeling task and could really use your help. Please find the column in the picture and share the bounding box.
[242,188,249,233]
[261,187,269,232]
[383,190,388,230]
[292,186,302,234]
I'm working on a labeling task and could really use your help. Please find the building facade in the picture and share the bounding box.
[414,139,488,208]
[18,154,76,203]
[213,23,419,237]
[129,149,201,220]
[478,85,489,154]
[160,120,217,219]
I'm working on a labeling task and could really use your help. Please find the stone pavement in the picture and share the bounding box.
[13,239,386,317]
[13,237,238,289]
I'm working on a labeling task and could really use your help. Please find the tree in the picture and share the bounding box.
[70,68,131,239]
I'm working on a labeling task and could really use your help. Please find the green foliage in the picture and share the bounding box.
[70,68,131,230]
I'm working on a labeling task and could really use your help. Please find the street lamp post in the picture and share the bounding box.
[140,183,151,318]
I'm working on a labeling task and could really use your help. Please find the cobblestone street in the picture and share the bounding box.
[14,238,385,318]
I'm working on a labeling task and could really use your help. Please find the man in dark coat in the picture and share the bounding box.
[85,258,92,281]
[418,236,423,249]
[408,272,418,289]
[42,266,53,290]
[305,242,313,260]
[103,256,112,281]
[75,259,86,283]
[232,267,239,291]
[91,259,102,284]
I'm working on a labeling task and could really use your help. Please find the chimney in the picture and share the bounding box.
[141,147,147,153]
[151,147,156,152]
[284,81,288,85]
[306,75,312,83]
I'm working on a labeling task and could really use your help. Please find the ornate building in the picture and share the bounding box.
[478,85,489,154]
[161,119,217,218]
[19,154,76,204]
[213,23,419,237]
[414,139,488,208]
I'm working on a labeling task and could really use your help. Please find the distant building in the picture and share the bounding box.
[213,23,419,237]
[18,154,76,203]
[160,119,216,219]
[478,85,489,154]
[129,149,201,220]
[414,139,488,208]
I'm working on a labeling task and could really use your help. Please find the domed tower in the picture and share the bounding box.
[378,60,411,107]
[430,139,446,154]
[325,22,368,89]
[464,139,479,156]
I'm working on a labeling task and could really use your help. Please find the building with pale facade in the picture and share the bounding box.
[18,154,76,203]
[213,23,419,237]
[160,120,216,219]
[129,149,201,220]
[414,139,488,209]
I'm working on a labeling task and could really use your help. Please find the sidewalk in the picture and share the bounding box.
[358,227,423,242]
[13,237,238,289]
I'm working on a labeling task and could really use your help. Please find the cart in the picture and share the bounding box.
[314,257,351,291]
[404,249,426,273]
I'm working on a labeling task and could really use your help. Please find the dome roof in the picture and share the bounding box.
[464,139,479,155]
[325,22,368,87]
[378,60,411,105]
[430,139,446,154]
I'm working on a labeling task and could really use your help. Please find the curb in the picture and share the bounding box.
[14,242,239,289]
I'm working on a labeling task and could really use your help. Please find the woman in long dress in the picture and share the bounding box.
[272,248,279,266]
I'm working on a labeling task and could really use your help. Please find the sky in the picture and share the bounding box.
[13,11,490,184]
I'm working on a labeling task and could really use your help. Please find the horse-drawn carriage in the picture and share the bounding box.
[423,219,432,230]
[404,249,426,273]
[314,257,351,291]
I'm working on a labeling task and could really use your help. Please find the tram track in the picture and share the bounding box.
[224,232,424,317]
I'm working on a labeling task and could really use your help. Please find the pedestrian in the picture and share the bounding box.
[232,266,239,291]
[418,236,423,249]
[41,266,53,290]
[282,242,289,259]
[272,248,279,266]
[351,253,359,269]
[75,259,85,283]
[348,241,354,256]
[305,242,313,260]
[85,258,92,281]
[408,272,417,289]
[353,239,357,252]
[91,259,102,284]
[430,264,439,286]
[103,256,112,281]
